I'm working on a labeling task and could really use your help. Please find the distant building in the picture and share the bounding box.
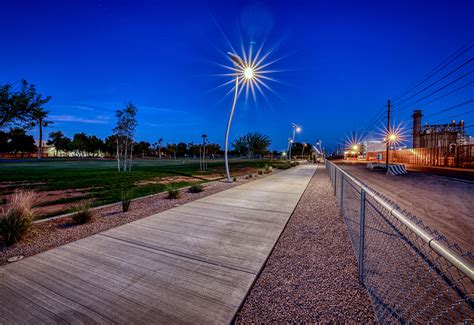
[412,110,467,149]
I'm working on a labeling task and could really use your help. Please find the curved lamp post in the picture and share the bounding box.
[288,123,301,161]
[224,52,255,182]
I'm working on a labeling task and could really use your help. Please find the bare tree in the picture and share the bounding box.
[113,102,138,171]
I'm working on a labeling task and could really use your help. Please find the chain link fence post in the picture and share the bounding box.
[339,172,344,215]
[358,189,366,285]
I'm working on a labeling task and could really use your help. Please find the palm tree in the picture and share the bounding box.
[31,108,52,160]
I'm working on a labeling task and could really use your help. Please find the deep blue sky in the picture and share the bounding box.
[1,0,473,151]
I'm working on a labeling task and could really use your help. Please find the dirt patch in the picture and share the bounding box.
[136,176,196,186]
[336,162,474,253]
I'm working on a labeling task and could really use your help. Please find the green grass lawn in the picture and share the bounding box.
[0,158,279,218]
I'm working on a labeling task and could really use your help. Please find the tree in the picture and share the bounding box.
[47,131,64,156]
[0,130,8,153]
[177,142,187,157]
[113,102,138,171]
[134,141,151,157]
[0,80,51,129]
[29,108,52,159]
[71,132,89,157]
[88,135,105,157]
[104,135,118,157]
[206,143,221,158]
[154,138,163,159]
[232,132,271,159]
[7,128,35,157]
[188,142,200,159]
[167,143,177,159]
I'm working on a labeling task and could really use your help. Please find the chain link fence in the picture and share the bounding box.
[326,160,473,322]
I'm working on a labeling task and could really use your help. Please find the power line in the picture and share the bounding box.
[393,58,473,107]
[424,99,474,118]
[392,39,473,103]
[393,80,474,113]
[429,109,474,124]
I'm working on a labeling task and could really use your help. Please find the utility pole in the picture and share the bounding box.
[385,99,391,170]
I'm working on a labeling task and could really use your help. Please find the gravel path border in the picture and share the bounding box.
[0,170,279,266]
[234,165,375,322]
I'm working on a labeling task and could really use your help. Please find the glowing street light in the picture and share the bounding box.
[388,133,397,142]
[288,123,301,161]
[301,142,308,158]
[215,38,285,182]
[352,144,359,151]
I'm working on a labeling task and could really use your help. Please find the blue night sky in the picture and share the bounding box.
[1,0,473,151]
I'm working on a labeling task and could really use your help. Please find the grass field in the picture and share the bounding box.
[0,158,281,219]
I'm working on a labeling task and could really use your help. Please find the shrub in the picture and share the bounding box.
[0,191,35,246]
[248,174,253,178]
[0,197,7,205]
[121,189,133,212]
[257,170,264,175]
[233,177,237,182]
[290,161,300,167]
[264,164,273,173]
[189,183,204,193]
[275,162,291,169]
[71,202,94,224]
[167,188,181,199]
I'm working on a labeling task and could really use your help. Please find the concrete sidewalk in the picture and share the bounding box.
[0,164,316,324]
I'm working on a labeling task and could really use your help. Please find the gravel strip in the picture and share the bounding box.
[0,171,279,266]
[235,165,375,323]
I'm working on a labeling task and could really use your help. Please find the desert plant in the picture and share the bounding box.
[264,164,273,173]
[189,183,204,193]
[71,202,94,224]
[167,187,181,199]
[121,189,133,212]
[0,191,36,246]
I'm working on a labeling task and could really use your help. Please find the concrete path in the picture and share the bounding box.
[0,165,316,324]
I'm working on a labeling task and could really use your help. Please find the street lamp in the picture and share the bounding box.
[288,123,301,161]
[301,142,307,159]
[224,52,255,182]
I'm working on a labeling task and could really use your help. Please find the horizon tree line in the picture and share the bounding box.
[1,80,275,161]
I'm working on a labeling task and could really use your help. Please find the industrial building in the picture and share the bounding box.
[412,110,467,149]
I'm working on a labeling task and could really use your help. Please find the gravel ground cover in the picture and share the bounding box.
[235,164,375,323]
[0,171,278,266]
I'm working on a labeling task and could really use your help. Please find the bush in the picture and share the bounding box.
[233,177,237,182]
[121,189,132,212]
[290,161,300,167]
[167,188,181,199]
[274,162,291,169]
[264,164,273,173]
[189,183,204,193]
[257,170,264,175]
[0,191,35,246]
[71,202,94,224]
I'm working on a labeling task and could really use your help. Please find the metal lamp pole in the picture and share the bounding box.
[224,52,245,183]
[288,123,300,162]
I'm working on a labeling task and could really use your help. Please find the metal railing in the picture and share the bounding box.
[325,160,474,322]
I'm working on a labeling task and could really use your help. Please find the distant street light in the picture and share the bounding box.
[288,123,301,161]
[301,142,307,158]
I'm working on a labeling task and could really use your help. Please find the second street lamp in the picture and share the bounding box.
[288,123,301,161]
